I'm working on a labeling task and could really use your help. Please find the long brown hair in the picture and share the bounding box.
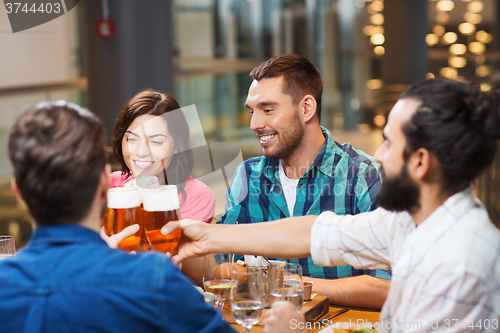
[112,89,193,198]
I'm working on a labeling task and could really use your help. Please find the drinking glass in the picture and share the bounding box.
[203,253,235,309]
[102,188,143,251]
[270,262,304,311]
[142,185,181,254]
[230,268,265,333]
[0,235,16,260]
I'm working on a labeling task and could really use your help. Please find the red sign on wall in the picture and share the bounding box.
[97,20,115,38]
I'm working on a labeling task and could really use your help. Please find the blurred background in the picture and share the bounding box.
[1,0,500,249]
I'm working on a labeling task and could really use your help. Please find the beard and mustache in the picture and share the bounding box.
[376,161,420,213]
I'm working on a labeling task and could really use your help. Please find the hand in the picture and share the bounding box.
[161,219,215,263]
[262,301,308,333]
[100,224,140,249]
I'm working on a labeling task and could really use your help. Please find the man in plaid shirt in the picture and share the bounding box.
[216,54,390,308]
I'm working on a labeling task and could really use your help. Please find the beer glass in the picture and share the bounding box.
[203,253,235,309]
[0,235,16,260]
[103,188,142,251]
[142,185,181,254]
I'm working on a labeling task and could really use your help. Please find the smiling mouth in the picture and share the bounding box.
[134,160,155,168]
[259,134,277,144]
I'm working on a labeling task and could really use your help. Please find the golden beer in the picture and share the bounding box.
[143,186,181,254]
[103,188,142,251]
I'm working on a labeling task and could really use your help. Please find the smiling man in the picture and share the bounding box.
[216,54,390,308]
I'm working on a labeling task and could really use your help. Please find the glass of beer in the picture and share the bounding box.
[203,253,236,309]
[102,188,142,251]
[142,185,181,254]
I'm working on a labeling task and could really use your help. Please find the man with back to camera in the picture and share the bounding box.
[0,101,237,333]
[164,79,500,332]
[217,54,390,308]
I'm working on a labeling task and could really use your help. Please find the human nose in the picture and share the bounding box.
[250,111,265,132]
[136,139,151,159]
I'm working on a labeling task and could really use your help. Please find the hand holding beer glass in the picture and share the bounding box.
[102,188,143,251]
[142,185,181,254]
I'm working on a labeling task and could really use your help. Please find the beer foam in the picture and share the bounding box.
[143,185,180,212]
[107,188,141,209]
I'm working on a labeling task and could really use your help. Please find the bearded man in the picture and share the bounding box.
[216,54,390,308]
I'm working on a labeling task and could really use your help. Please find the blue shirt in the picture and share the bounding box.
[0,224,236,333]
[218,127,390,280]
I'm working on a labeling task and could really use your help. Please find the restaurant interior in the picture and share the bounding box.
[2,1,500,331]
[1,0,499,251]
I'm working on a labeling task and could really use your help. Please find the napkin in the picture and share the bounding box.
[243,255,269,267]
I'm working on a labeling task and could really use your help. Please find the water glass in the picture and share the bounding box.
[270,262,304,311]
[0,235,16,259]
[230,268,264,333]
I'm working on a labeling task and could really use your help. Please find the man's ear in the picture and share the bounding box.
[99,164,111,198]
[300,95,318,123]
[407,148,432,181]
[10,178,23,201]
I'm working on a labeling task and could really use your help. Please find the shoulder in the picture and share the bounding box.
[333,141,378,168]
[230,156,270,181]
[184,176,213,195]
[333,142,381,185]
[442,207,500,277]
[242,156,268,171]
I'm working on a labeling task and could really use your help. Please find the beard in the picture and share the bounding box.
[262,111,305,160]
[376,162,420,213]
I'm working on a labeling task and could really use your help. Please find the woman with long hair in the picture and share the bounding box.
[110,89,215,222]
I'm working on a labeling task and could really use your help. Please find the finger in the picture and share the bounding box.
[99,226,109,240]
[171,254,184,264]
[161,219,201,235]
[107,224,140,249]
[116,224,140,240]
[161,221,181,235]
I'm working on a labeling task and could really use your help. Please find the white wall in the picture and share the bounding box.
[0,5,80,88]
[0,7,81,181]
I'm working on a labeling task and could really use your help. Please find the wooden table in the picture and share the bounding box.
[223,297,380,333]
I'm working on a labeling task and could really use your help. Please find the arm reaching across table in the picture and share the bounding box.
[161,215,316,263]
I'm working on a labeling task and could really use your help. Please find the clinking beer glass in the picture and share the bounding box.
[142,185,181,254]
[103,188,143,251]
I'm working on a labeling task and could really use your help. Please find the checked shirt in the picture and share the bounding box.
[217,127,391,280]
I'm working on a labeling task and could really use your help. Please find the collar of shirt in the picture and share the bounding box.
[403,187,475,261]
[28,224,107,247]
[262,126,336,187]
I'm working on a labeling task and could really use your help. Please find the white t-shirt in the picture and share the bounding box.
[278,160,299,217]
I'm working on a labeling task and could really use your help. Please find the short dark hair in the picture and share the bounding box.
[8,101,107,225]
[112,89,193,198]
[401,79,500,193]
[250,54,323,121]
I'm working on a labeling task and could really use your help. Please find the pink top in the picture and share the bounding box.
[109,171,215,223]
